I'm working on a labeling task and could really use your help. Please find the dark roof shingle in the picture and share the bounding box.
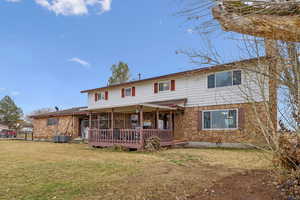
[30,106,88,118]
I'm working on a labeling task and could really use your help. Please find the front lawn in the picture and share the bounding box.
[0,141,275,200]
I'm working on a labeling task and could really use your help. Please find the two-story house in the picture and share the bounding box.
[31,57,274,148]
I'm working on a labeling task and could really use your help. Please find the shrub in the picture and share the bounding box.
[277,134,300,170]
[144,136,161,152]
[277,169,300,200]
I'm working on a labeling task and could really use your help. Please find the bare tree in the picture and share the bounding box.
[179,0,300,152]
[26,107,55,122]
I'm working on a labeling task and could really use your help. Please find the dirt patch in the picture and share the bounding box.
[189,169,282,200]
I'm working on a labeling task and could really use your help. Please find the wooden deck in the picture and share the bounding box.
[89,129,174,149]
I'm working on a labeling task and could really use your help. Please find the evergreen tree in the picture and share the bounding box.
[0,96,23,129]
[108,62,130,85]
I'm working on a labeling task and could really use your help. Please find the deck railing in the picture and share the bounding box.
[142,129,173,142]
[89,128,173,148]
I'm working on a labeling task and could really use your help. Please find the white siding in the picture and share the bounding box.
[87,69,268,109]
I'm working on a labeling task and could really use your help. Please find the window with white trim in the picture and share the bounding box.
[158,81,170,92]
[208,70,242,88]
[96,92,105,101]
[203,109,237,130]
[125,88,132,97]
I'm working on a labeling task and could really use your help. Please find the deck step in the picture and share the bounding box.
[173,140,188,147]
[72,138,88,144]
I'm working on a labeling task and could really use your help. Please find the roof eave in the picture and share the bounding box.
[80,57,268,93]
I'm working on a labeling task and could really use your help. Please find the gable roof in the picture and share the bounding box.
[80,57,267,93]
[30,106,88,119]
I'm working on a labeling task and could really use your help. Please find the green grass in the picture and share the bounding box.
[0,141,272,200]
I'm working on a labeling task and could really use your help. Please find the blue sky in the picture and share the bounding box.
[0,0,243,115]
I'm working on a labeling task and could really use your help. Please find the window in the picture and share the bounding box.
[125,88,132,97]
[233,70,242,85]
[207,70,242,88]
[159,81,170,92]
[96,92,105,101]
[95,91,108,101]
[203,111,211,129]
[208,74,215,89]
[216,71,232,87]
[47,118,59,126]
[203,109,237,130]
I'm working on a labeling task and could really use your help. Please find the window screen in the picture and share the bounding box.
[159,82,170,92]
[203,110,237,129]
[207,74,215,88]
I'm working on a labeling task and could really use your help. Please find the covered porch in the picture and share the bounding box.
[86,103,182,149]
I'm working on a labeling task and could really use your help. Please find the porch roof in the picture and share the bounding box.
[81,103,180,113]
[30,106,88,119]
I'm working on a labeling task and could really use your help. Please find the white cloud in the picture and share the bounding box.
[0,88,6,92]
[35,0,112,16]
[186,28,194,34]
[99,0,111,12]
[69,57,90,68]
[5,0,22,2]
[11,91,20,96]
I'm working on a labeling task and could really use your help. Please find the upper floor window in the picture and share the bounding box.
[125,88,132,96]
[96,92,105,101]
[95,91,108,102]
[208,70,242,89]
[121,87,135,98]
[203,109,237,130]
[47,118,59,126]
[159,81,170,92]
[154,80,175,93]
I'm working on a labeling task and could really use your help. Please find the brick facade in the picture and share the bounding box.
[32,116,80,139]
[174,102,268,145]
[33,103,270,145]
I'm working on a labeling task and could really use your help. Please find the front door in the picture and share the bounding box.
[158,113,172,130]
[80,119,89,139]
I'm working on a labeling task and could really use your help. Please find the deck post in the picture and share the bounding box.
[111,109,114,142]
[88,113,92,141]
[169,111,173,131]
[169,111,174,140]
[96,114,99,129]
[123,113,126,129]
[89,113,92,130]
[139,106,144,148]
[156,108,159,131]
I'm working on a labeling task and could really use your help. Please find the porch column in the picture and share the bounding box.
[169,111,174,140]
[156,109,159,130]
[88,113,92,141]
[139,106,144,147]
[111,109,114,141]
[139,106,144,128]
[111,109,114,129]
[169,111,173,131]
[89,113,92,128]
[97,114,100,129]
[123,113,126,129]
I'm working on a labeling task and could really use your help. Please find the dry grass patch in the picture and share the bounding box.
[0,141,272,200]
[158,148,272,170]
